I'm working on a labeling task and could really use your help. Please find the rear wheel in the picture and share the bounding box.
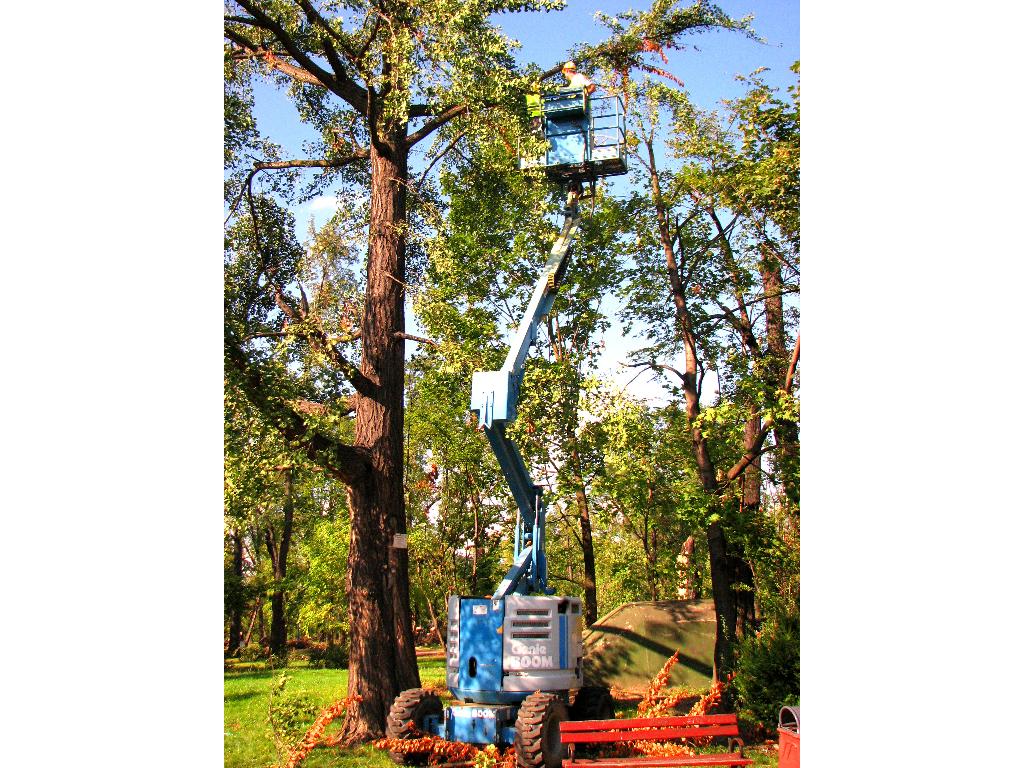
[570,686,614,721]
[514,691,568,768]
[386,688,442,765]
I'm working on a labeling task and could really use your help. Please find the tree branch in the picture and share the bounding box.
[784,334,800,394]
[225,331,373,487]
[417,129,468,185]
[225,29,327,87]
[393,332,438,348]
[295,0,359,61]
[230,0,369,111]
[625,360,688,386]
[405,104,469,148]
[723,423,773,484]
[225,152,369,226]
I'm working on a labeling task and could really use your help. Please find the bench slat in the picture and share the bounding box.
[560,724,738,744]
[561,715,736,734]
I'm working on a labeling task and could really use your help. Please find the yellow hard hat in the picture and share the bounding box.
[562,61,577,71]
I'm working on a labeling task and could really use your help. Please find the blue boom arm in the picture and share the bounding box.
[470,186,583,599]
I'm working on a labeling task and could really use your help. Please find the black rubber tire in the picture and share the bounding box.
[569,685,615,721]
[385,688,442,765]
[514,691,568,768]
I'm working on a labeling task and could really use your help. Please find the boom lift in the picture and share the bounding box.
[386,87,627,768]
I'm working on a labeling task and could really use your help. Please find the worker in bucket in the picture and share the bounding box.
[561,61,596,94]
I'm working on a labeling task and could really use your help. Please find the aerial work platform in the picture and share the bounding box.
[520,90,628,182]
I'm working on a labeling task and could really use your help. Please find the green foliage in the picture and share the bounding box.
[732,615,800,728]
[586,0,758,78]
[295,515,350,638]
[267,673,321,761]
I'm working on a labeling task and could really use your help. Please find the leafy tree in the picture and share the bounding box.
[587,390,706,601]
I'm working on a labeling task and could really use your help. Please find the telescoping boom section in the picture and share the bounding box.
[469,186,583,600]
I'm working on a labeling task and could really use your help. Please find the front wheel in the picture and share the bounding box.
[514,691,568,768]
[385,688,442,765]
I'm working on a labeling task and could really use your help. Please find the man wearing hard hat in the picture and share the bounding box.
[561,61,596,94]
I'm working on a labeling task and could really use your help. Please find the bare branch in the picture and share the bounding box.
[393,332,438,348]
[225,152,369,226]
[417,129,468,185]
[625,360,688,386]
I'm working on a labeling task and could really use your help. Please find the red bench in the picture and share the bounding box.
[559,714,752,767]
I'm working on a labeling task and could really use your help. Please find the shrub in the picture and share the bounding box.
[266,651,290,670]
[239,642,268,662]
[268,673,321,760]
[308,640,349,669]
[732,614,799,729]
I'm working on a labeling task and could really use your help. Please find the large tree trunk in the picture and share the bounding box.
[340,133,420,743]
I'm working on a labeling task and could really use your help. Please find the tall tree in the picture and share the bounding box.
[224,0,753,738]
[616,69,799,678]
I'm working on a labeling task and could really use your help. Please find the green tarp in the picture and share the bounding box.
[582,600,717,692]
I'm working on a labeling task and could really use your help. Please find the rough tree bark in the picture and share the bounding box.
[341,134,420,742]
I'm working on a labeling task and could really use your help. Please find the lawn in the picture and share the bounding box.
[224,656,777,767]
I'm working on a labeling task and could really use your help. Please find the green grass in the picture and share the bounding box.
[224,657,447,768]
[225,657,776,767]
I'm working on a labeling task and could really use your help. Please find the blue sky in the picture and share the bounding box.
[492,0,799,105]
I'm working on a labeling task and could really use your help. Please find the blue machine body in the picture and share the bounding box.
[454,598,505,700]
[422,704,518,745]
